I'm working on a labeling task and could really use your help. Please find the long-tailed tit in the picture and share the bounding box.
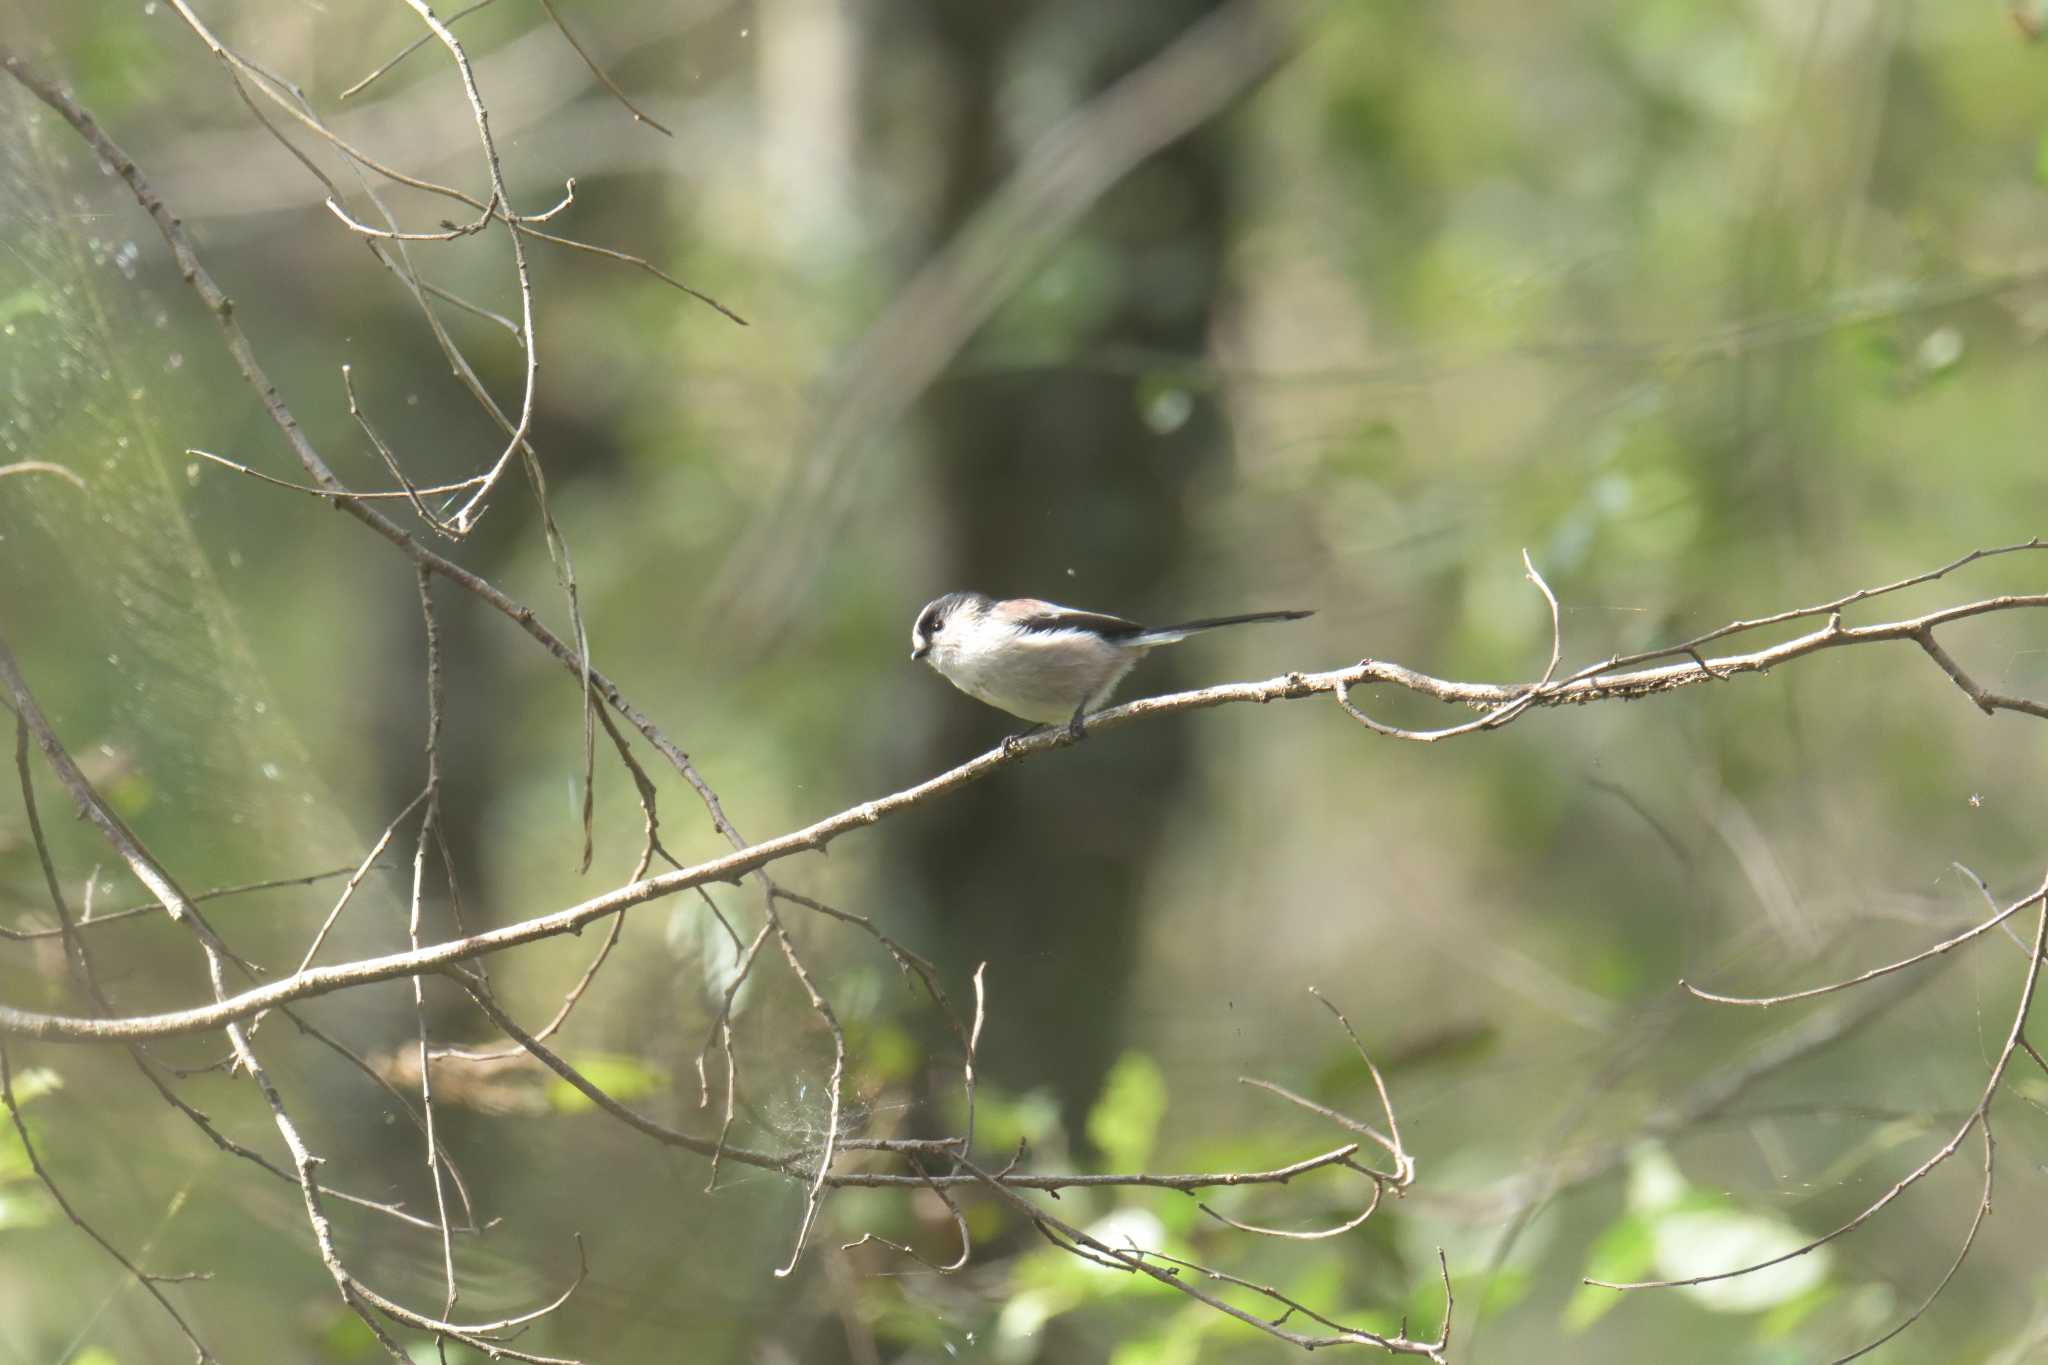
[910,592,1313,737]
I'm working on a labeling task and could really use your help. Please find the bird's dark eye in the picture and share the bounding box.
[918,610,942,637]
[929,616,944,634]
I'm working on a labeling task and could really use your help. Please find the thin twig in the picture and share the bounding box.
[2,864,380,942]
[0,460,87,489]
[768,906,845,1277]
[0,1043,218,1361]
[513,222,747,324]
[533,0,674,135]
[955,1152,1453,1360]
[1587,891,2048,1365]
[1681,874,2048,1008]
[411,567,462,1320]
[339,0,501,99]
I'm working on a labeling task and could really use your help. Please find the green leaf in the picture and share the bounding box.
[956,1085,1061,1156]
[0,1187,55,1230]
[0,288,52,328]
[546,1052,667,1114]
[1134,372,1199,436]
[995,1287,1072,1349]
[317,1310,381,1361]
[1756,1280,1836,1339]
[1086,1053,1168,1172]
[1565,1214,1653,1331]
[1475,1263,1532,1320]
[7,1068,62,1107]
[1652,1208,1831,1313]
[1915,325,1964,378]
[853,1021,920,1085]
[0,1069,62,1196]
[1109,1313,1205,1365]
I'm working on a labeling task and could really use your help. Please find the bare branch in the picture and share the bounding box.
[390,0,539,537]
[1338,547,1563,742]
[324,191,497,242]
[184,448,483,510]
[6,546,2048,1046]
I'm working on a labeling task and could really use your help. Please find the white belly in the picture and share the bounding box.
[934,630,1142,724]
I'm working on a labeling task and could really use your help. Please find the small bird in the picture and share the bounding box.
[911,591,1313,737]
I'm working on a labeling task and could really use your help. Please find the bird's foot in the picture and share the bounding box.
[1001,725,1049,758]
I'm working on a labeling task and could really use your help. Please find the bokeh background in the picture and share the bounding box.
[5,1,2048,1361]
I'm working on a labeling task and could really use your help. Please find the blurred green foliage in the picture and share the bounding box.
[4,1,2048,1362]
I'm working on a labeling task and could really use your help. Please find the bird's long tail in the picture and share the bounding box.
[1134,608,1313,645]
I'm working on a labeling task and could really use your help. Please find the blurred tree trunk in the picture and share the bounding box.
[898,4,1235,1142]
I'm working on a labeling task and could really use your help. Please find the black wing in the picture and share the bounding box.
[999,599,1148,640]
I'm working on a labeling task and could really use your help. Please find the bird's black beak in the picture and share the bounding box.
[911,644,928,661]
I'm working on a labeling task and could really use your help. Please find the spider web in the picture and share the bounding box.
[1,82,368,927]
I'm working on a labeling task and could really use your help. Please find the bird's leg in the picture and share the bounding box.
[997,710,1086,756]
